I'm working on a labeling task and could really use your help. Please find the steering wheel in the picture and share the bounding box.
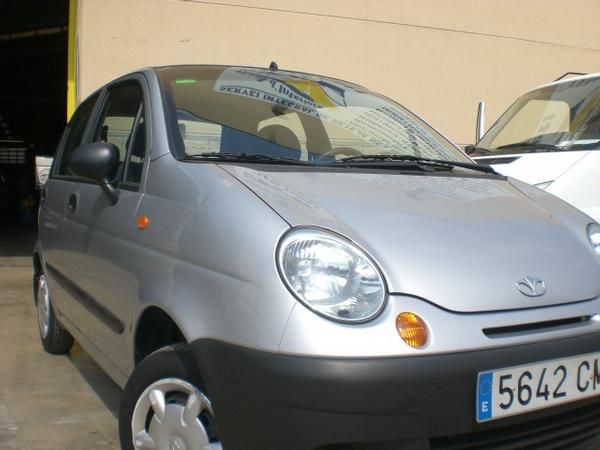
[316,147,363,161]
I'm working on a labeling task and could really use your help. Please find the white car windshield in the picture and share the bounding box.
[474,76,600,156]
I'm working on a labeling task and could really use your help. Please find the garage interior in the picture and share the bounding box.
[0,0,68,255]
[1,6,122,447]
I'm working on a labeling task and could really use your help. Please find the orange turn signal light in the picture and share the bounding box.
[136,215,150,229]
[396,312,429,349]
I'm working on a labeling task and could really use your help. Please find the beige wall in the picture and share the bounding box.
[76,0,600,144]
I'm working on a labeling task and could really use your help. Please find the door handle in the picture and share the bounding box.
[67,194,77,213]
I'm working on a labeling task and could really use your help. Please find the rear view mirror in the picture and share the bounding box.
[68,142,120,204]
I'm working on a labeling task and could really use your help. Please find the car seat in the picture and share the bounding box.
[220,125,301,160]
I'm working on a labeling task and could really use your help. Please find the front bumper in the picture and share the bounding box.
[190,333,600,450]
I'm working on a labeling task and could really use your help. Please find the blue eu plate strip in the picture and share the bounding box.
[477,372,493,422]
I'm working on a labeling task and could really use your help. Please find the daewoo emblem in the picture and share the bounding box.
[516,276,547,297]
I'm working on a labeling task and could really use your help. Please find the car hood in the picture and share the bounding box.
[475,150,590,185]
[222,165,600,313]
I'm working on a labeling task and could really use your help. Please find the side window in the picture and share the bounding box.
[91,83,144,184]
[57,93,99,175]
[124,107,146,184]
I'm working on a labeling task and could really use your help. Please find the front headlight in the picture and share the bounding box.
[588,223,600,257]
[277,228,386,323]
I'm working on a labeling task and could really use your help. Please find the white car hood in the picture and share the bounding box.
[475,150,590,185]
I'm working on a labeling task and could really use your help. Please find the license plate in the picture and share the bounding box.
[476,352,600,422]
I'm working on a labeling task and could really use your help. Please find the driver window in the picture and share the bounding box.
[92,83,143,183]
[57,93,99,176]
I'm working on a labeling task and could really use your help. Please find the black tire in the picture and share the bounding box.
[119,343,221,450]
[35,273,73,354]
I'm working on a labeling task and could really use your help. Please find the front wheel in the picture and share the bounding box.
[119,343,222,450]
[36,273,73,354]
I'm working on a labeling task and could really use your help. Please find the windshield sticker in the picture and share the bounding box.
[175,78,198,84]
[214,68,452,159]
[214,68,347,117]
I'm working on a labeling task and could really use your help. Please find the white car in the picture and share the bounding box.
[470,73,600,223]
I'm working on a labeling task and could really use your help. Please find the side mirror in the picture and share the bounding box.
[68,142,120,204]
[476,100,485,143]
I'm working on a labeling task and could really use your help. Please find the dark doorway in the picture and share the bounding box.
[0,0,68,247]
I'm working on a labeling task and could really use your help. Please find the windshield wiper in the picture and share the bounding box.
[495,142,562,152]
[185,152,310,165]
[336,154,499,175]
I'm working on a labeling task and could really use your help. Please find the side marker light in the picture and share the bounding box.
[137,215,150,229]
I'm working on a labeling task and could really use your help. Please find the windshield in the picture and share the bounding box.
[475,76,600,156]
[156,66,469,164]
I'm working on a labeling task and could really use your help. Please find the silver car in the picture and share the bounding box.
[34,65,600,450]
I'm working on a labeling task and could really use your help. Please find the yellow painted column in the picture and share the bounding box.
[66,0,78,120]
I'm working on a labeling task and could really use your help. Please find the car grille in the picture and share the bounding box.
[482,316,592,338]
[429,404,600,450]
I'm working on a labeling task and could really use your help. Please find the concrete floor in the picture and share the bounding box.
[0,225,121,450]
